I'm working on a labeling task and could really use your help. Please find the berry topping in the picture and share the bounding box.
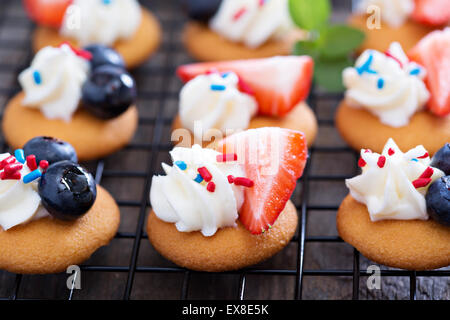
[23,136,77,165]
[408,28,450,117]
[430,143,450,175]
[177,56,314,117]
[83,44,125,70]
[426,176,450,226]
[38,161,97,221]
[181,0,222,23]
[216,127,308,234]
[411,0,450,26]
[24,0,72,28]
[81,65,136,119]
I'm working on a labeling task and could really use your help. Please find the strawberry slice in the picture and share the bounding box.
[411,0,450,26]
[408,28,450,116]
[23,0,72,28]
[177,56,314,117]
[216,127,308,234]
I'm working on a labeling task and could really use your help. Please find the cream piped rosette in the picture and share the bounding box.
[346,138,445,221]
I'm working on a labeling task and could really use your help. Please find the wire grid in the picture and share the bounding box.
[0,0,449,300]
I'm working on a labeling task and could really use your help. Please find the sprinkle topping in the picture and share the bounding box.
[232,7,247,21]
[216,153,238,162]
[210,84,226,91]
[198,167,212,182]
[388,148,395,156]
[377,156,386,168]
[33,71,42,85]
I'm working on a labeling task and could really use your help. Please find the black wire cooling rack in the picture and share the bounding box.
[0,0,448,300]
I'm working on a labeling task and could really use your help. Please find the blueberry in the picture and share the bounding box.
[23,136,77,165]
[430,143,450,175]
[81,65,136,119]
[426,176,450,227]
[83,44,125,70]
[39,161,97,221]
[181,0,222,22]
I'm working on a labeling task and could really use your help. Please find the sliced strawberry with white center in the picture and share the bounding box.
[177,56,314,117]
[216,127,308,234]
[408,28,450,117]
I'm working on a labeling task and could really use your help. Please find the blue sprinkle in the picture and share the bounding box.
[194,173,203,183]
[411,158,418,162]
[377,78,384,89]
[409,68,420,75]
[356,54,377,75]
[33,71,42,85]
[23,169,42,184]
[14,149,25,164]
[175,160,187,171]
[102,0,112,4]
[221,72,230,78]
[210,84,226,91]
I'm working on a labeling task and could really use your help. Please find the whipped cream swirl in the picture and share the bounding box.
[60,0,142,46]
[19,44,89,121]
[343,42,429,127]
[179,71,257,142]
[150,145,246,237]
[356,0,414,28]
[346,139,445,221]
[0,153,49,231]
[210,0,294,48]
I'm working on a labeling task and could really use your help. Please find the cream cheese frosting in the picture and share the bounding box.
[179,71,257,142]
[210,0,294,48]
[18,44,89,121]
[343,42,430,127]
[0,153,49,231]
[346,139,445,221]
[150,145,247,237]
[60,0,142,46]
[356,0,414,28]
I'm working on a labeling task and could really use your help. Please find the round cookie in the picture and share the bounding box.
[32,7,161,69]
[3,92,138,161]
[335,101,450,156]
[183,21,295,61]
[172,102,318,148]
[147,200,298,272]
[337,195,450,271]
[348,14,435,53]
[0,186,120,274]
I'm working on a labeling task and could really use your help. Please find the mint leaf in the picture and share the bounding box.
[319,25,365,60]
[293,40,319,59]
[314,57,353,92]
[288,0,330,31]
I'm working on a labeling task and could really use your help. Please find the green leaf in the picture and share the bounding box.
[318,25,365,60]
[293,40,319,59]
[288,0,331,31]
[314,57,353,92]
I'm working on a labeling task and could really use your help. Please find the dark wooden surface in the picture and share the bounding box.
[0,0,448,300]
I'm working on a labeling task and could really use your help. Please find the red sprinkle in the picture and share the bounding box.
[59,41,93,60]
[388,148,395,156]
[259,0,266,6]
[39,160,49,170]
[233,177,254,188]
[358,157,366,167]
[227,175,235,184]
[26,155,38,171]
[384,51,403,68]
[364,149,372,153]
[0,155,16,170]
[206,181,216,192]
[198,167,212,182]
[1,171,21,180]
[4,163,22,175]
[216,153,238,162]
[377,156,386,168]
[412,178,432,188]
[233,7,247,21]
[419,167,434,179]
[417,152,429,159]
